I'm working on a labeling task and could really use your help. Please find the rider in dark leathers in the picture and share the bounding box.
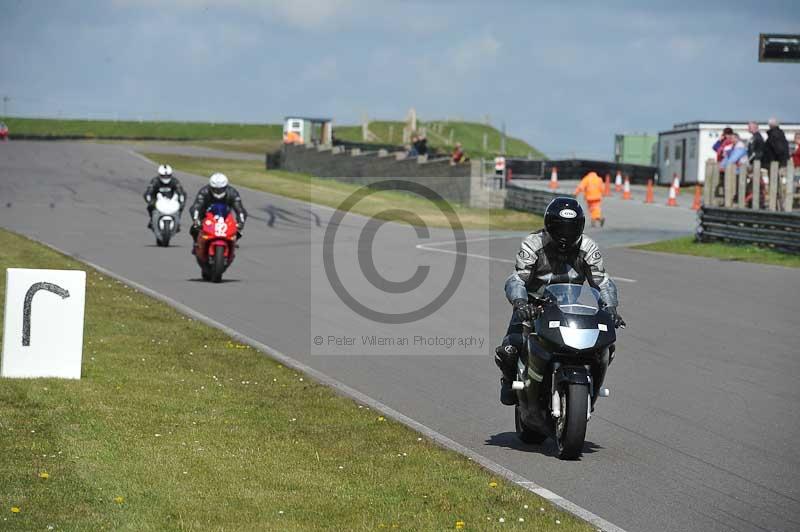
[144,164,186,230]
[495,197,624,405]
[189,173,248,245]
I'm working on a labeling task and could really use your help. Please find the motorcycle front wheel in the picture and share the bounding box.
[555,383,588,460]
[211,246,226,283]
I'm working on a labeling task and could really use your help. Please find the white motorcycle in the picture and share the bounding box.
[150,193,182,247]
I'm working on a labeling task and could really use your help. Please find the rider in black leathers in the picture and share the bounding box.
[144,164,186,230]
[494,197,625,405]
[189,173,248,245]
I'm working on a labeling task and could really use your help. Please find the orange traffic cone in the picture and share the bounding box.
[549,166,559,190]
[615,170,623,192]
[672,174,681,195]
[604,173,611,196]
[622,176,632,200]
[691,184,702,210]
[644,179,654,204]
[666,185,678,207]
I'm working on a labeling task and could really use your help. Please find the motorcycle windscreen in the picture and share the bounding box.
[542,283,600,315]
[209,202,230,218]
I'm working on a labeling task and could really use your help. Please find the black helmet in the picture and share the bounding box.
[544,197,585,251]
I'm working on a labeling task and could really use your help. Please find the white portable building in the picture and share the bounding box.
[657,121,800,185]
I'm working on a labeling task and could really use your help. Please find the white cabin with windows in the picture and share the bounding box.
[283,116,332,146]
[657,121,800,185]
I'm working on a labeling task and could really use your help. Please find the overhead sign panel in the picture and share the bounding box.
[759,34,800,63]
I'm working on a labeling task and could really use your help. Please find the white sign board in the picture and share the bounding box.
[2,268,86,379]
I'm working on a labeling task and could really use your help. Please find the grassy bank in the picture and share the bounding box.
[1,117,282,140]
[633,236,800,268]
[142,152,544,231]
[0,229,590,531]
[333,120,544,160]
[3,116,544,160]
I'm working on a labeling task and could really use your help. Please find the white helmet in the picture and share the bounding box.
[209,172,229,199]
[158,164,173,183]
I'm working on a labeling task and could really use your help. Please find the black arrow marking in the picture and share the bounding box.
[22,282,70,346]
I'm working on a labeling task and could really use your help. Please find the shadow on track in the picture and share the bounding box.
[485,431,603,458]
[186,278,241,284]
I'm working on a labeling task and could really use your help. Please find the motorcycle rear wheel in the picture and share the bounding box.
[515,405,547,444]
[556,383,588,460]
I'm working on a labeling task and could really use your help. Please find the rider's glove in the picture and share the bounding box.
[192,219,201,229]
[512,298,532,322]
[607,306,626,328]
[236,222,244,231]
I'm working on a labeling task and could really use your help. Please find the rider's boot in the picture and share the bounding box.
[495,345,519,406]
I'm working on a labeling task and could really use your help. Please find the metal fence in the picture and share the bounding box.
[697,206,800,252]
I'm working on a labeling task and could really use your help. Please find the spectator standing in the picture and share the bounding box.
[574,171,606,228]
[712,127,734,162]
[746,121,764,164]
[763,117,790,168]
[0,122,8,141]
[414,134,428,156]
[792,132,800,168]
[450,142,465,165]
[408,135,419,157]
[720,133,748,170]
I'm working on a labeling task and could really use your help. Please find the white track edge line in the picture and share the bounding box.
[22,233,627,532]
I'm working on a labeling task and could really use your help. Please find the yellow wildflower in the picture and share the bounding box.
[38,471,49,479]
[11,507,20,513]
[377,416,385,422]
[488,481,498,488]
[455,520,465,529]
[113,496,124,504]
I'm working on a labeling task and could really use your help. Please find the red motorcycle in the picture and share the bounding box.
[194,205,238,283]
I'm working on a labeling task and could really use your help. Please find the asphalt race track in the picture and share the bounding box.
[1,141,799,532]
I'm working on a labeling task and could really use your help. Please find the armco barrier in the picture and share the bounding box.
[505,184,574,215]
[697,206,800,252]
[279,144,473,205]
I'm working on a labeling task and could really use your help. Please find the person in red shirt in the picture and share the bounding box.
[792,132,800,168]
[450,142,465,165]
[712,127,734,162]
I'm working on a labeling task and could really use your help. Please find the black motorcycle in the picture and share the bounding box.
[512,283,619,459]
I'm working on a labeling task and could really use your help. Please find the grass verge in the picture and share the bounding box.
[633,236,800,268]
[333,120,544,160]
[0,228,590,531]
[141,152,543,231]
[1,117,282,141]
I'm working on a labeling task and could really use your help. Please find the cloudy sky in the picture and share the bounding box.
[1,0,798,158]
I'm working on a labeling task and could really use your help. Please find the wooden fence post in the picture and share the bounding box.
[738,162,748,209]
[724,164,736,207]
[786,160,796,212]
[751,160,761,210]
[769,161,779,211]
[704,159,714,205]
[707,159,721,207]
